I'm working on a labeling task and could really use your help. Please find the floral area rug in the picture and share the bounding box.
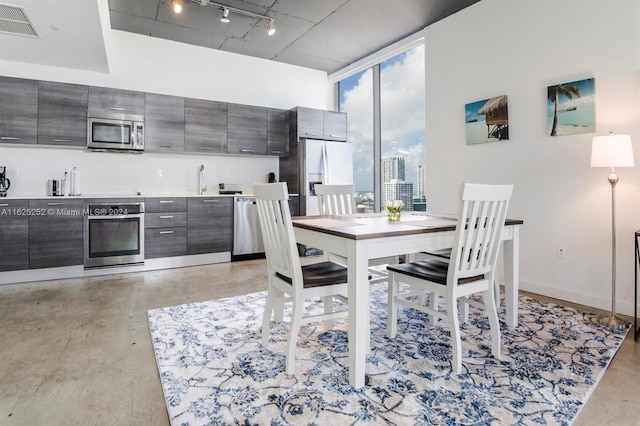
[147,282,628,425]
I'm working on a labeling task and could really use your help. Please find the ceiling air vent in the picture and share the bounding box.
[0,3,39,38]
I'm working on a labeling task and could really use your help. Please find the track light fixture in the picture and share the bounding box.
[267,19,276,36]
[220,8,230,23]
[171,0,276,36]
[171,0,183,14]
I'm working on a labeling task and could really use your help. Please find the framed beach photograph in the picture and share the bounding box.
[465,95,509,145]
[547,77,595,136]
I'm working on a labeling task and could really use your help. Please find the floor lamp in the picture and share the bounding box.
[591,132,634,329]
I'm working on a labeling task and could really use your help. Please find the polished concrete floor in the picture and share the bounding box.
[0,259,638,425]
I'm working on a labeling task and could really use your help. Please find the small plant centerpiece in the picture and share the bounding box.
[386,199,404,222]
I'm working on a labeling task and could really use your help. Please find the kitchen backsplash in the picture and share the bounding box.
[0,145,278,197]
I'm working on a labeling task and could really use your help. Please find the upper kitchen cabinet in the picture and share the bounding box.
[145,93,185,152]
[323,110,347,141]
[267,108,288,157]
[0,77,38,145]
[184,98,227,154]
[227,104,267,155]
[88,86,145,117]
[290,107,347,142]
[294,107,323,139]
[37,81,88,147]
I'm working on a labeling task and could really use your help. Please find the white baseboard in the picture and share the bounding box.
[518,278,635,318]
[0,252,231,285]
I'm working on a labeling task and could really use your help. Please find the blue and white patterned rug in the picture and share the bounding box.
[148,283,628,425]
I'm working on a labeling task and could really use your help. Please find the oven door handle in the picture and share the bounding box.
[87,214,142,220]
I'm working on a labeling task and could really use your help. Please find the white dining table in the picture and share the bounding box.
[292,211,523,388]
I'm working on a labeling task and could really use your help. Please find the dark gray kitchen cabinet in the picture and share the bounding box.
[293,107,323,140]
[144,197,187,259]
[184,98,227,154]
[267,108,288,157]
[145,93,185,152]
[227,104,267,155]
[323,110,347,141]
[88,86,145,117]
[37,81,88,147]
[290,107,347,142]
[29,199,84,269]
[187,197,233,255]
[0,77,38,145]
[0,200,29,272]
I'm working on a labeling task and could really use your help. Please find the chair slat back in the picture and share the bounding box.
[253,183,303,289]
[450,183,513,283]
[315,184,356,215]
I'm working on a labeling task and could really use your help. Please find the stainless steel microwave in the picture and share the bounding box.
[87,115,144,152]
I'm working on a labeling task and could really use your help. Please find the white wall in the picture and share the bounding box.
[424,0,640,315]
[0,30,333,196]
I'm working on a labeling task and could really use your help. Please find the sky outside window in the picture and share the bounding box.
[339,45,425,209]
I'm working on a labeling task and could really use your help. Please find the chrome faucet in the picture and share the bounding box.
[198,164,207,195]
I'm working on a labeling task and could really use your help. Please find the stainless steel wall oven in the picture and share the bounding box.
[84,202,145,268]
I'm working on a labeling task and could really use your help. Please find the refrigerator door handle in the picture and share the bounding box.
[322,142,329,184]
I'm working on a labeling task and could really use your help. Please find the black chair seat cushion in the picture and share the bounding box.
[421,247,452,259]
[387,260,484,285]
[276,262,348,289]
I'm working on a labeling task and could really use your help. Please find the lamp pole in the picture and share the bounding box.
[600,168,629,329]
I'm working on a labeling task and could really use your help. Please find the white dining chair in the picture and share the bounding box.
[387,183,513,374]
[314,184,387,283]
[315,184,357,216]
[253,182,349,375]
[420,247,501,323]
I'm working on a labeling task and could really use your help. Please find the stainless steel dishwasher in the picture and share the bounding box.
[233,196,265,259]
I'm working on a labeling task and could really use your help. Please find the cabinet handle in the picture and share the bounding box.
[202,199,219,203]
[198,147,215,151]
[240,149,255,153]
[270,150,283,154]
[0,203,8,207]
[159,145,173,149]
[109,107,125,111]
[159,215,174,219]
[159,230,174,234]
[159,200,174,204]
[1,136,20,140]
[329,134,343,138]
[54,139,71,143]
[304,132,319,136]
[47,202,65,206]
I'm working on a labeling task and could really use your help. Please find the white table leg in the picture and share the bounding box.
[503,226,519,328]
[348,240,369,388]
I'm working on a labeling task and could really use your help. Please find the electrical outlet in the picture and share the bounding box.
[557,244,566,259]
[157,168,163,178]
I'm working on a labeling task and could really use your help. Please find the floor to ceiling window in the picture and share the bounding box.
[339,68,374,212]
[380,45,426,211]
[338,43,425,212]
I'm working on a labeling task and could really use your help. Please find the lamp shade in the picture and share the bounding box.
[591,134,634,168]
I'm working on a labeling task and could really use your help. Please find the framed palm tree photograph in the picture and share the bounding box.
[465,95,509,145]
[547,77,595,136]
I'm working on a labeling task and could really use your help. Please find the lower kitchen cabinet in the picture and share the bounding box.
[145,197,187,259]
[145,227,187,259]
[29,199,84,269]
[0,200,29,271]
[188,197,233,255]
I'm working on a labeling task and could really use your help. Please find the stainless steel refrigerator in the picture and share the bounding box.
[280,139,353,216]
